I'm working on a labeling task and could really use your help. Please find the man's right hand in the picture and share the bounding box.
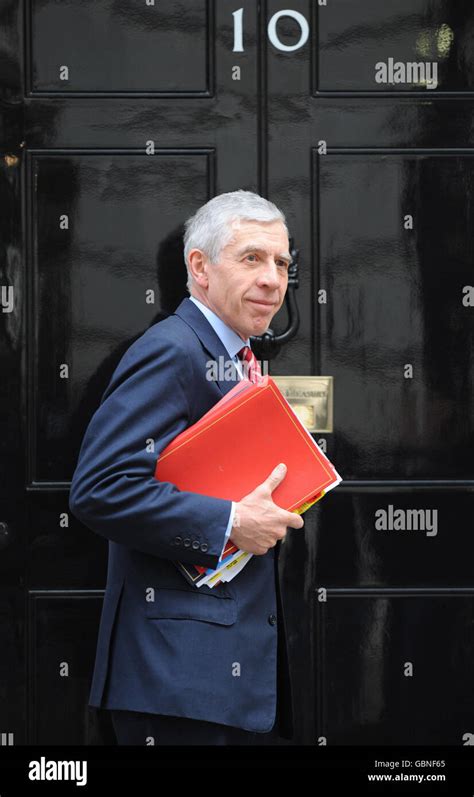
[230,463,305,555]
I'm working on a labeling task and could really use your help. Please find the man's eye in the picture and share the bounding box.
[246,254,257,262]
[277,260,289,268]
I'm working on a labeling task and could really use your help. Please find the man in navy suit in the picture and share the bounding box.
[69,190,304,745]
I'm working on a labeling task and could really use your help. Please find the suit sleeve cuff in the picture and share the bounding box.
[219,501,236,558]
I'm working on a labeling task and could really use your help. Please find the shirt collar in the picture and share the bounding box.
[188,295,250,359]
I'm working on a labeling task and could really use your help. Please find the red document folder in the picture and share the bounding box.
[154,376,342,586]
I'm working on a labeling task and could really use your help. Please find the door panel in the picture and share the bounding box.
[32,150,212,482]
[316,0,473,94]
[317,152,474,478]
[31,0,211,94]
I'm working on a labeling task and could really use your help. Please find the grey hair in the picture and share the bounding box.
[183,190,288,293]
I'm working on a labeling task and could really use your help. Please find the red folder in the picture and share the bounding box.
[154,375,341,514]
[154,375,342,586]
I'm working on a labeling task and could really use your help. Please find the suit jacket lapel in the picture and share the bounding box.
[173,297,242,397]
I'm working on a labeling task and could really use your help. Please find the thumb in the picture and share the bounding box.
[263,462,287,493]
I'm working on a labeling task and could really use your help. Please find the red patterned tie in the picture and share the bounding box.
[237,345,262,384]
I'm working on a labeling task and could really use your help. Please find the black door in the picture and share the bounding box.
[0,0,473,745]
[265,0,474,745]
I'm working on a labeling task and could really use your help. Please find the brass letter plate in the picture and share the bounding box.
[271,376,333,433]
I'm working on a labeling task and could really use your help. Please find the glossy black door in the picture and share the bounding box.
[0,0,262,744]
[266,0,474,745]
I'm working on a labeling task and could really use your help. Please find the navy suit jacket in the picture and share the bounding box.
[69,296,294,735]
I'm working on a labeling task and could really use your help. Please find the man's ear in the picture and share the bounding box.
[187,249,209,288]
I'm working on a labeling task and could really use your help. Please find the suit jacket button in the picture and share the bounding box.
[191,541,200,550]
[175,536,182,545]
[183,537,191,547]
[200,543,208,552]
[268,614,277,626]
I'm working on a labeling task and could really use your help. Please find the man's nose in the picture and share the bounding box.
[256,261,281,288]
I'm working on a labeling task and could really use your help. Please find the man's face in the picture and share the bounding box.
[189,219,291,341]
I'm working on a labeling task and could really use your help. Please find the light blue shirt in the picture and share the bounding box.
[189,295,250,558]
